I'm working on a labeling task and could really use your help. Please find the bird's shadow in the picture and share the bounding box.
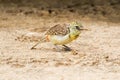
[30,47,73,52]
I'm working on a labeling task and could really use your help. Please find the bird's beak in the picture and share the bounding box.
[80,28,90,31]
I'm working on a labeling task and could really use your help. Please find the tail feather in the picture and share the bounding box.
[30,33,48,49]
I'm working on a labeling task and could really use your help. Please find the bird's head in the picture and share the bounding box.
[69,22,84,34]
[70,21,84,30]
[68,21,89,40]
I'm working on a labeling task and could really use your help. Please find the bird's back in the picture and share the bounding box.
[45,24,70,36]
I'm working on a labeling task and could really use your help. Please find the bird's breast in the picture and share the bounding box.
[69,34,79,40]
[48,34,79,45]
[48,34,72,45]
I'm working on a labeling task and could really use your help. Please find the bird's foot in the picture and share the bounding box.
[30,47,36,50]
[62,45,72,51]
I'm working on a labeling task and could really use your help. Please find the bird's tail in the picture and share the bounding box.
[30,35,48,49]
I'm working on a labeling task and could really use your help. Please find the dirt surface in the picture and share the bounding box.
[0,0,120,22]
[0,1,120,80]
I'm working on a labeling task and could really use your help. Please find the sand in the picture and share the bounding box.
[0,6,120,80]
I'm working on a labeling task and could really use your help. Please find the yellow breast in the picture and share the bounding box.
[69,34,79,40]
[47,34,79,45]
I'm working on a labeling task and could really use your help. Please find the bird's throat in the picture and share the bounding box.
[69,33,79,40]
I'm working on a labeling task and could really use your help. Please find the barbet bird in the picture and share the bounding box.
[31,22,87,51]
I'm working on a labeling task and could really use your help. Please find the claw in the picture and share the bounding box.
[62,45,72,51]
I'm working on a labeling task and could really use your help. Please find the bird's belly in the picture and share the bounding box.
[49,35,73,45]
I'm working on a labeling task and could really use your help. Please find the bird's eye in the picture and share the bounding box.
[75,26,80,30]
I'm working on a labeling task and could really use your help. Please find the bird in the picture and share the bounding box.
[31,22,88,51]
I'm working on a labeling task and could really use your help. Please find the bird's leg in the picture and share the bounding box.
[31,42,40,50]
[54,44,63,52]
[62,45,72,51]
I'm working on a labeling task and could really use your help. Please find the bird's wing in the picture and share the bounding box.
[45,24,70,36]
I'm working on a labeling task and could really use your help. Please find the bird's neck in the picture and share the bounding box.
[69,30,80,40]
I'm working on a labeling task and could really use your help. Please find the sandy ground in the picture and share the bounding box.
[0,8,120,80]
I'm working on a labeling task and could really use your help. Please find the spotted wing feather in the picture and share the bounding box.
[45,24,70,36]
